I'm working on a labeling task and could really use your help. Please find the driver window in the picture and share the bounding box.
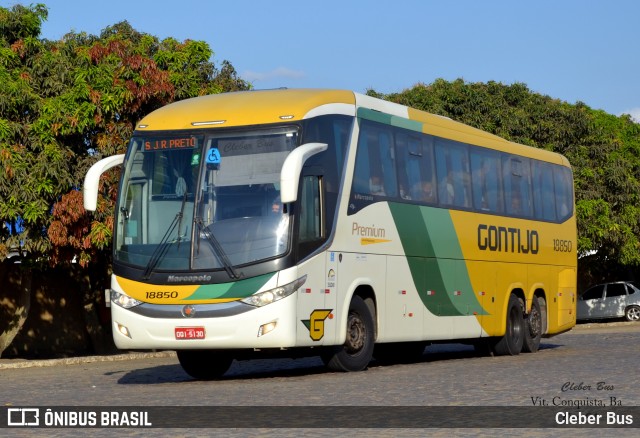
[581,285,604,300]
[299,176,323,242]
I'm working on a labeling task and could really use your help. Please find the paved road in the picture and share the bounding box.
[1,321,639,436]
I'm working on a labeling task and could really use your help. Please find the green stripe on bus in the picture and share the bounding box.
[357,108,423,133]
[185,273,275,301]
[389,203,486,316]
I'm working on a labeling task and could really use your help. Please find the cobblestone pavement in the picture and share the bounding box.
[2,321,639,437]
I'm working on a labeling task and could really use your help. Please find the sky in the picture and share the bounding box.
[4,0,640,120]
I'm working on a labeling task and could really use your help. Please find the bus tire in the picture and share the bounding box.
[493,294,524,356]
[177,350,233,380]
[523,296,543,353]
[322,295,375,372]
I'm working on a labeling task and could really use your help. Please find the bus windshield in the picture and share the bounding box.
[114,127,299,273]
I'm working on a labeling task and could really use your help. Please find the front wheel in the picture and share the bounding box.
[322,295,375,372]
[625,305,640,321]
[177,350,233,380]
[492,294,524,356]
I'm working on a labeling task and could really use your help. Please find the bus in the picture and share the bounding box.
[84,89,577,379]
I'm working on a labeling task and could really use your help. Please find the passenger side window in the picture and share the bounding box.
[435,139,471,208]
[606,283,626,298]
[396,133,436,203]
[531,161,556,221]
[352,121,397,198]
[470,148,503,213]
[503,156,532,217]
[554,167,573,221]
[582,285,604,300]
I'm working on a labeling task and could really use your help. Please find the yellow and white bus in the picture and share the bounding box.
[84,89,577,379]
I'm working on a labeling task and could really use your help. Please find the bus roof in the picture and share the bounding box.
[136,88,570,167]
[136,89,357,130]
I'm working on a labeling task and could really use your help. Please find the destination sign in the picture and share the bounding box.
[144,137,197,150]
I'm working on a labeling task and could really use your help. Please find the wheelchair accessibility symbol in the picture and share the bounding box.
[206,148,221,164]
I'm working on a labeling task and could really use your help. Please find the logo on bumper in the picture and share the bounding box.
[181,305,196,318]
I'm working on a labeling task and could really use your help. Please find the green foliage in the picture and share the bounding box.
[0,3,47,44]
[0,3,250,264]
[370,80,640,280]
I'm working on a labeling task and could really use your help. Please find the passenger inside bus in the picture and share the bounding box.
[369,175,386,196]
[418,180,436,203]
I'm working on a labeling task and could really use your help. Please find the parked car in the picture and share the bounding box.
[577,281,640,321]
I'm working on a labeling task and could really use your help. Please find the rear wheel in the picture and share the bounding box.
[522,296,544,353]
[322,295,375,372]
[493,294,524,356]
[177,350,233,380]
[625,305,640,321]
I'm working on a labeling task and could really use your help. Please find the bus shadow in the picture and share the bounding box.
[116,363,192,384]
[116,342,564,384]
[116,357,329,384]
[368,341,563,368]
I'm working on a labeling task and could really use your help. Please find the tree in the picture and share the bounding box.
[0,3,250,356]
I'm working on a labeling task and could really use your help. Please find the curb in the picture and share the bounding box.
[1,322,638,370]
[0,351,176,370]
[572,320,639,330]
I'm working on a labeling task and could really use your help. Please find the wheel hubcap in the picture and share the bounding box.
[528,308,541,337]
[627,307,640,321]
[345,312,366,354]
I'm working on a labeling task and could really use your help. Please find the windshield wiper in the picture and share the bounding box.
[195,217,240,280]
[142,192,188,280]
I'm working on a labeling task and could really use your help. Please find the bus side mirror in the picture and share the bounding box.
[280,142,327,203]
[83,154,125,211]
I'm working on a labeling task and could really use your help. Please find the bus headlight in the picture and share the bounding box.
[111,290,143,309]
[241,275,306,307]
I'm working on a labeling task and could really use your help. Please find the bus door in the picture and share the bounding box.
[295,173,333,346]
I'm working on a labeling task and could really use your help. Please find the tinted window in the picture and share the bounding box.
[606,283,627,298]
[353,121,397,197]
[303,115,353,239]
[396,133,436,203]
[348,116,574,224]
[554,166,573,221]
[531,160,556,221]
[435,139,471,208]
[503,156,532,217]
[299,176,322,242]
[582,285,604,300]
[470,148,503,213]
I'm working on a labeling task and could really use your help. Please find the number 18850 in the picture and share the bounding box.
[553,239,572,252]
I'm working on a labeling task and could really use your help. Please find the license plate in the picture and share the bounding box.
[175,327,206,340]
